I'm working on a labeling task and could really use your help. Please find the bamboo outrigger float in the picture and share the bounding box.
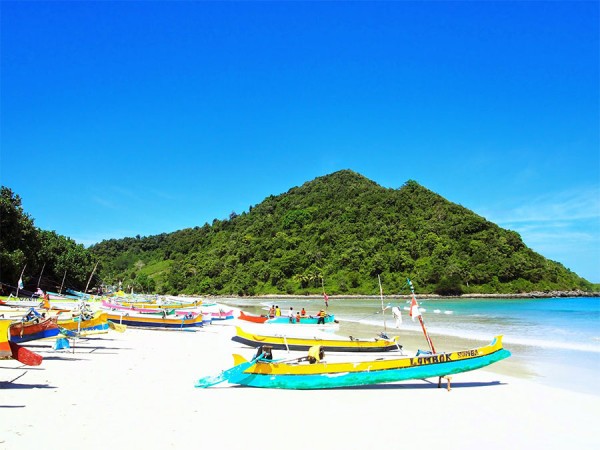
[196,336,510,390]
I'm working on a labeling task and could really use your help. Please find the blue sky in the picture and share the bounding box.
[1,1,598,282]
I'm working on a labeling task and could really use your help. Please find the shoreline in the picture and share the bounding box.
[204,290,600,300]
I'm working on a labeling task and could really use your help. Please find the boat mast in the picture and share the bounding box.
[84,261,99,296]
[378,274,387,332]
[59,270,67,294]
[408,278,436,353]
[37,262,46,288]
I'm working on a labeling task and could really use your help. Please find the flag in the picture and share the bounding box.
[18,277,24,289]
[409,296,421,321]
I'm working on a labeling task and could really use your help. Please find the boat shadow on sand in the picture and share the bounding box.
[223,380,507,391]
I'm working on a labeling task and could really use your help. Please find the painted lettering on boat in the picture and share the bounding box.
[456,350,479,358]
[409,353,452,366]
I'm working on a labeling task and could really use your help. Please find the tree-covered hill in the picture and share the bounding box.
[0,187,97,294]
[89,170,593,296]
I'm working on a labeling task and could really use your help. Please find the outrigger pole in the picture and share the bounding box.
[407,278,436,354]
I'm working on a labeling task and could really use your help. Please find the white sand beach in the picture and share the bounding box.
[1,317,598,450]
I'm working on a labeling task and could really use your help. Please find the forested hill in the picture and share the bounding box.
[90,170,592,296]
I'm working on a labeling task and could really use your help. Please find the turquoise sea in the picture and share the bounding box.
[221,296,600,395]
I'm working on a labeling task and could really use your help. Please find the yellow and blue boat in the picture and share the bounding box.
[232,326,401,352]
[57,311,109,334]
[106,310,203,328]
[196,336,510,389]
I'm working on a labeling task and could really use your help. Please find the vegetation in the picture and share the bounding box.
[87,170,593,296]
[0,187,98,293]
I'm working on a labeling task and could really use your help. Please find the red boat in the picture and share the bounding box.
[238,310,270,324]
[1,319,43,365]
[10,316,59,343]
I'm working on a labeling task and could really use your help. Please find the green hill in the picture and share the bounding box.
[90,170,593,296]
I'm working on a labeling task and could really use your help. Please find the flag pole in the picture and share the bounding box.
[408,278,436,353]
[16,264,27,297]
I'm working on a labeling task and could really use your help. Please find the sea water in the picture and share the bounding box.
[222,296,600,395]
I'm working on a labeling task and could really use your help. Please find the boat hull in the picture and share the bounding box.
[225,336,510,389]
[266,314,335,325]
[57,311,109,333]
[10,317,59,343]
[105,312,203,328]
[232,326,401,352]
[238,311,269,323]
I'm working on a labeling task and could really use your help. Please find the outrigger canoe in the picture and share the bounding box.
[57,311,109,334]
[105,311,203,328]
[238,311,270,323]
[1,319,43,366]
[232,326,402,352]
[266,314,336,325]
[10,316,59,343]
[196,336,510,390]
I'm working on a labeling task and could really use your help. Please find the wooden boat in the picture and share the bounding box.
[113,299,201,309]
[105,310,203,328]
[238,311,269,323]
[10,316,59,343]
[1,319,43,366]
[266,314,336,325]
[232,326,402,352]
[57,310,109,334]
[196,336,510,389]
[204,309,234,321]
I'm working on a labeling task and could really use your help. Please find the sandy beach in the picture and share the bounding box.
[1,314,598,450]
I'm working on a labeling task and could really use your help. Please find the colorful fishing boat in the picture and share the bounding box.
[1,319,43,366]
[57,310,109,334]
[196,336,510,389]
[238,311,269,323]
[105,310,203,328]
[112,299,202,310]
[203,309,234,321]
[266,313,336,325]
[232,326,402,352]
[10,313,59,343]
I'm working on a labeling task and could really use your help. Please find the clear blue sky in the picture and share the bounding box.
[1,1,598,282]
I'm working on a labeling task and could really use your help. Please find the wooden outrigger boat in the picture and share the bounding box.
[232,326,402,352]
[1,319,43,366]
[266,314,336,325]
[9,309,59,343]
[196,336,510,389]
[105,310,203,328]
[238,311,269,323]
[111,299,202,310]
[57,310,109,334]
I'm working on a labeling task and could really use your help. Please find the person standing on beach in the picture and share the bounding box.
[317,309,326,325]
